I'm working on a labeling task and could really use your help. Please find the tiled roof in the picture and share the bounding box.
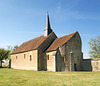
[12,33,52,54]
[46,31,77,52]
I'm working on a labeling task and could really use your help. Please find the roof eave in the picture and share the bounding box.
[46,49,57,53]
[11,48,37,55]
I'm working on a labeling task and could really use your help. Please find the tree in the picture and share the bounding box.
[7,45,18,52]
[7,45,18,60]
[88,36,100,58]
[0,48,10,68]
[13,45,18,51]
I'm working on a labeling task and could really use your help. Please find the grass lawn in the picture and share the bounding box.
[0,68,100,86]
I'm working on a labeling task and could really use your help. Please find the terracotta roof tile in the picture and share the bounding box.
[46,31,77,52]
[12,33,51,54]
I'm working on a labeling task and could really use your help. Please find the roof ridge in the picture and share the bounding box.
[58,31,77,39]
[23,35,44,44]
[46,31,78,52]
[12,32,56,54]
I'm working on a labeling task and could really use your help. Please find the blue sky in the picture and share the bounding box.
[0,0,100,59]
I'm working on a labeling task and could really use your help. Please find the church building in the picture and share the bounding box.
[11,13,83,71]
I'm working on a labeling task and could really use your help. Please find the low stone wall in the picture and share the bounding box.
[2,62,9,67]
[82,59,92,71]
[91,59,100,71]
[82,59,100,71]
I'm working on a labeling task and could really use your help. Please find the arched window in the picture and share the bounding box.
[16,56,17,60]
[47,55,49,60]
[30,55,32,61]
[24,54,26,59]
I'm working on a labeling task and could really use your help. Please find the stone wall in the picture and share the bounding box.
[91,59,100,71]
[2,62,9,67]
[59,32,82,71]
[82,59,92,71]
[46,32,82,72]
[46,51,56,71]
[38,32,57,71]
[56,49,65,71]
[11,32,57,71]
[11,50,38,70]
[82,59,100,71]
[46,49,65,72]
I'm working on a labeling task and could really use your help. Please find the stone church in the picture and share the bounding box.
[11,13,83,72]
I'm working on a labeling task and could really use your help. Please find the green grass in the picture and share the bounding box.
[0,68,100,86]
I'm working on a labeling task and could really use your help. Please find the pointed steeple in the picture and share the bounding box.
[44,12,53,37]
[45,12,51,30]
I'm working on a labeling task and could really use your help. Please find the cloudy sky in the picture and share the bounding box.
[0,0,100,59]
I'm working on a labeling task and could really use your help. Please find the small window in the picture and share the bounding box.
[24,54,26,59]
[16,56,17,60]
[47,55,49,60]
[30,55,32,61]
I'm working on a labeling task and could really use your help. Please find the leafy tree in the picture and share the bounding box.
[0,48,10,68]
[7,45,18,60]
[13,45,18,51]
[7,45,18,52]
[88,36,100,58]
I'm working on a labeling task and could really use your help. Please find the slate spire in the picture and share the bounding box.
[44,12,53,37]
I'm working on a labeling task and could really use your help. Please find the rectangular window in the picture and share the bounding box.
[30,55,32,61]
[47,55,49,60]
[16,56,17,60]
[24,54,26,59]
